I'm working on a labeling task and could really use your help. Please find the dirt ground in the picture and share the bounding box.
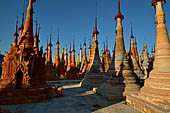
[0,82,141,113]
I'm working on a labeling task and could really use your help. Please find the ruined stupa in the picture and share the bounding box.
[96,0,140,100]
[127,0,170,112]
[0,0,63,105]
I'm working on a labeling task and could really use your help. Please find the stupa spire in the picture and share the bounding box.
[79,43,82,63]
[54,30,60,67]
[134,37,139,61]
[130,25,134,39]
[33,18,39,49]
[45,40,48,61]
[47,34,53,63]
[115,0,124,20]
[105,40,110,71]
[144,39,147,48]
[129,26,134,55]
[83,39,87,59]
[57,29,60,45]
[65,43,68,67]
[13,16,18,47]
[21,0,36,48]
[71,39,76,67]
[93,17,99,35]
[18,12,24,33]
[151,0,166,7]
[67,42,72,71]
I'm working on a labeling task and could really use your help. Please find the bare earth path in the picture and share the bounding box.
[0,82,141,113]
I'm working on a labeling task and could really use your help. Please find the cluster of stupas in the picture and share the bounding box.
[0,0,63,105]
[0,0,170,112]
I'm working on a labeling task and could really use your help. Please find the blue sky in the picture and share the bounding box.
[0,0,170,58]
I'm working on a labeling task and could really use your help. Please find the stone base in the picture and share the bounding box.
[65,67,80,80]
[126,94,170,113]
[0,85,63,105]
[96,82,140,101]
[80,73,105,89]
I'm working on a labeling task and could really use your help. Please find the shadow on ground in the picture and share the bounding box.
[0,83,141,113]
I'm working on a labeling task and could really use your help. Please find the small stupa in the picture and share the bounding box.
[45,34,57,81]
[129,26,144,78]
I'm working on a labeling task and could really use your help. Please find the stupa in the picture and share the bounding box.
[129,26,144,78]
[127,0,170,112]
[80,17,105,88]
[65,41,79,80]
[80,40,88,75]
[54,34,65,79]
[0,0,63,105]
[96,0,140,100]
[45,35,57,81]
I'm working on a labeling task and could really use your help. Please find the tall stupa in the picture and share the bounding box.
[96,0,140,100]
[127,0,170,112]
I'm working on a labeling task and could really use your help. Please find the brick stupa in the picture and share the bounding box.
[65,41,79,80]
[0,0,63,105]
[96,0,140,101]
[54,34,65,79]
[45,35,57,81]
[127,1,170,112]
[80,18,105,88]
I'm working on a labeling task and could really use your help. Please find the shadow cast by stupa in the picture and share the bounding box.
[62,84,124,112]
[0,79,64,105]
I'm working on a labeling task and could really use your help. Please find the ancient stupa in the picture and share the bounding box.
[127,0,170,112]
[54,34,65,79]
[134,38,139,61]
[104,40,110,72]
[0,0,63,105]
[80,17,105,88]
[65,41,79,80]
[45,35,57,81]
[129,26,144,78]
[96,0,140,100]
[79,40,88,75]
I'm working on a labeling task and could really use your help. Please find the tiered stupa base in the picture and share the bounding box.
[96,75,140,101]
[96,59,140,101]
[126,71,170,113]
[80,72,105,88]
[130,56,144,78]
[0,85,63,105]
[80,55,105,89]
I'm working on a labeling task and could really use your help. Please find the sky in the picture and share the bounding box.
[0,0,170,59]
